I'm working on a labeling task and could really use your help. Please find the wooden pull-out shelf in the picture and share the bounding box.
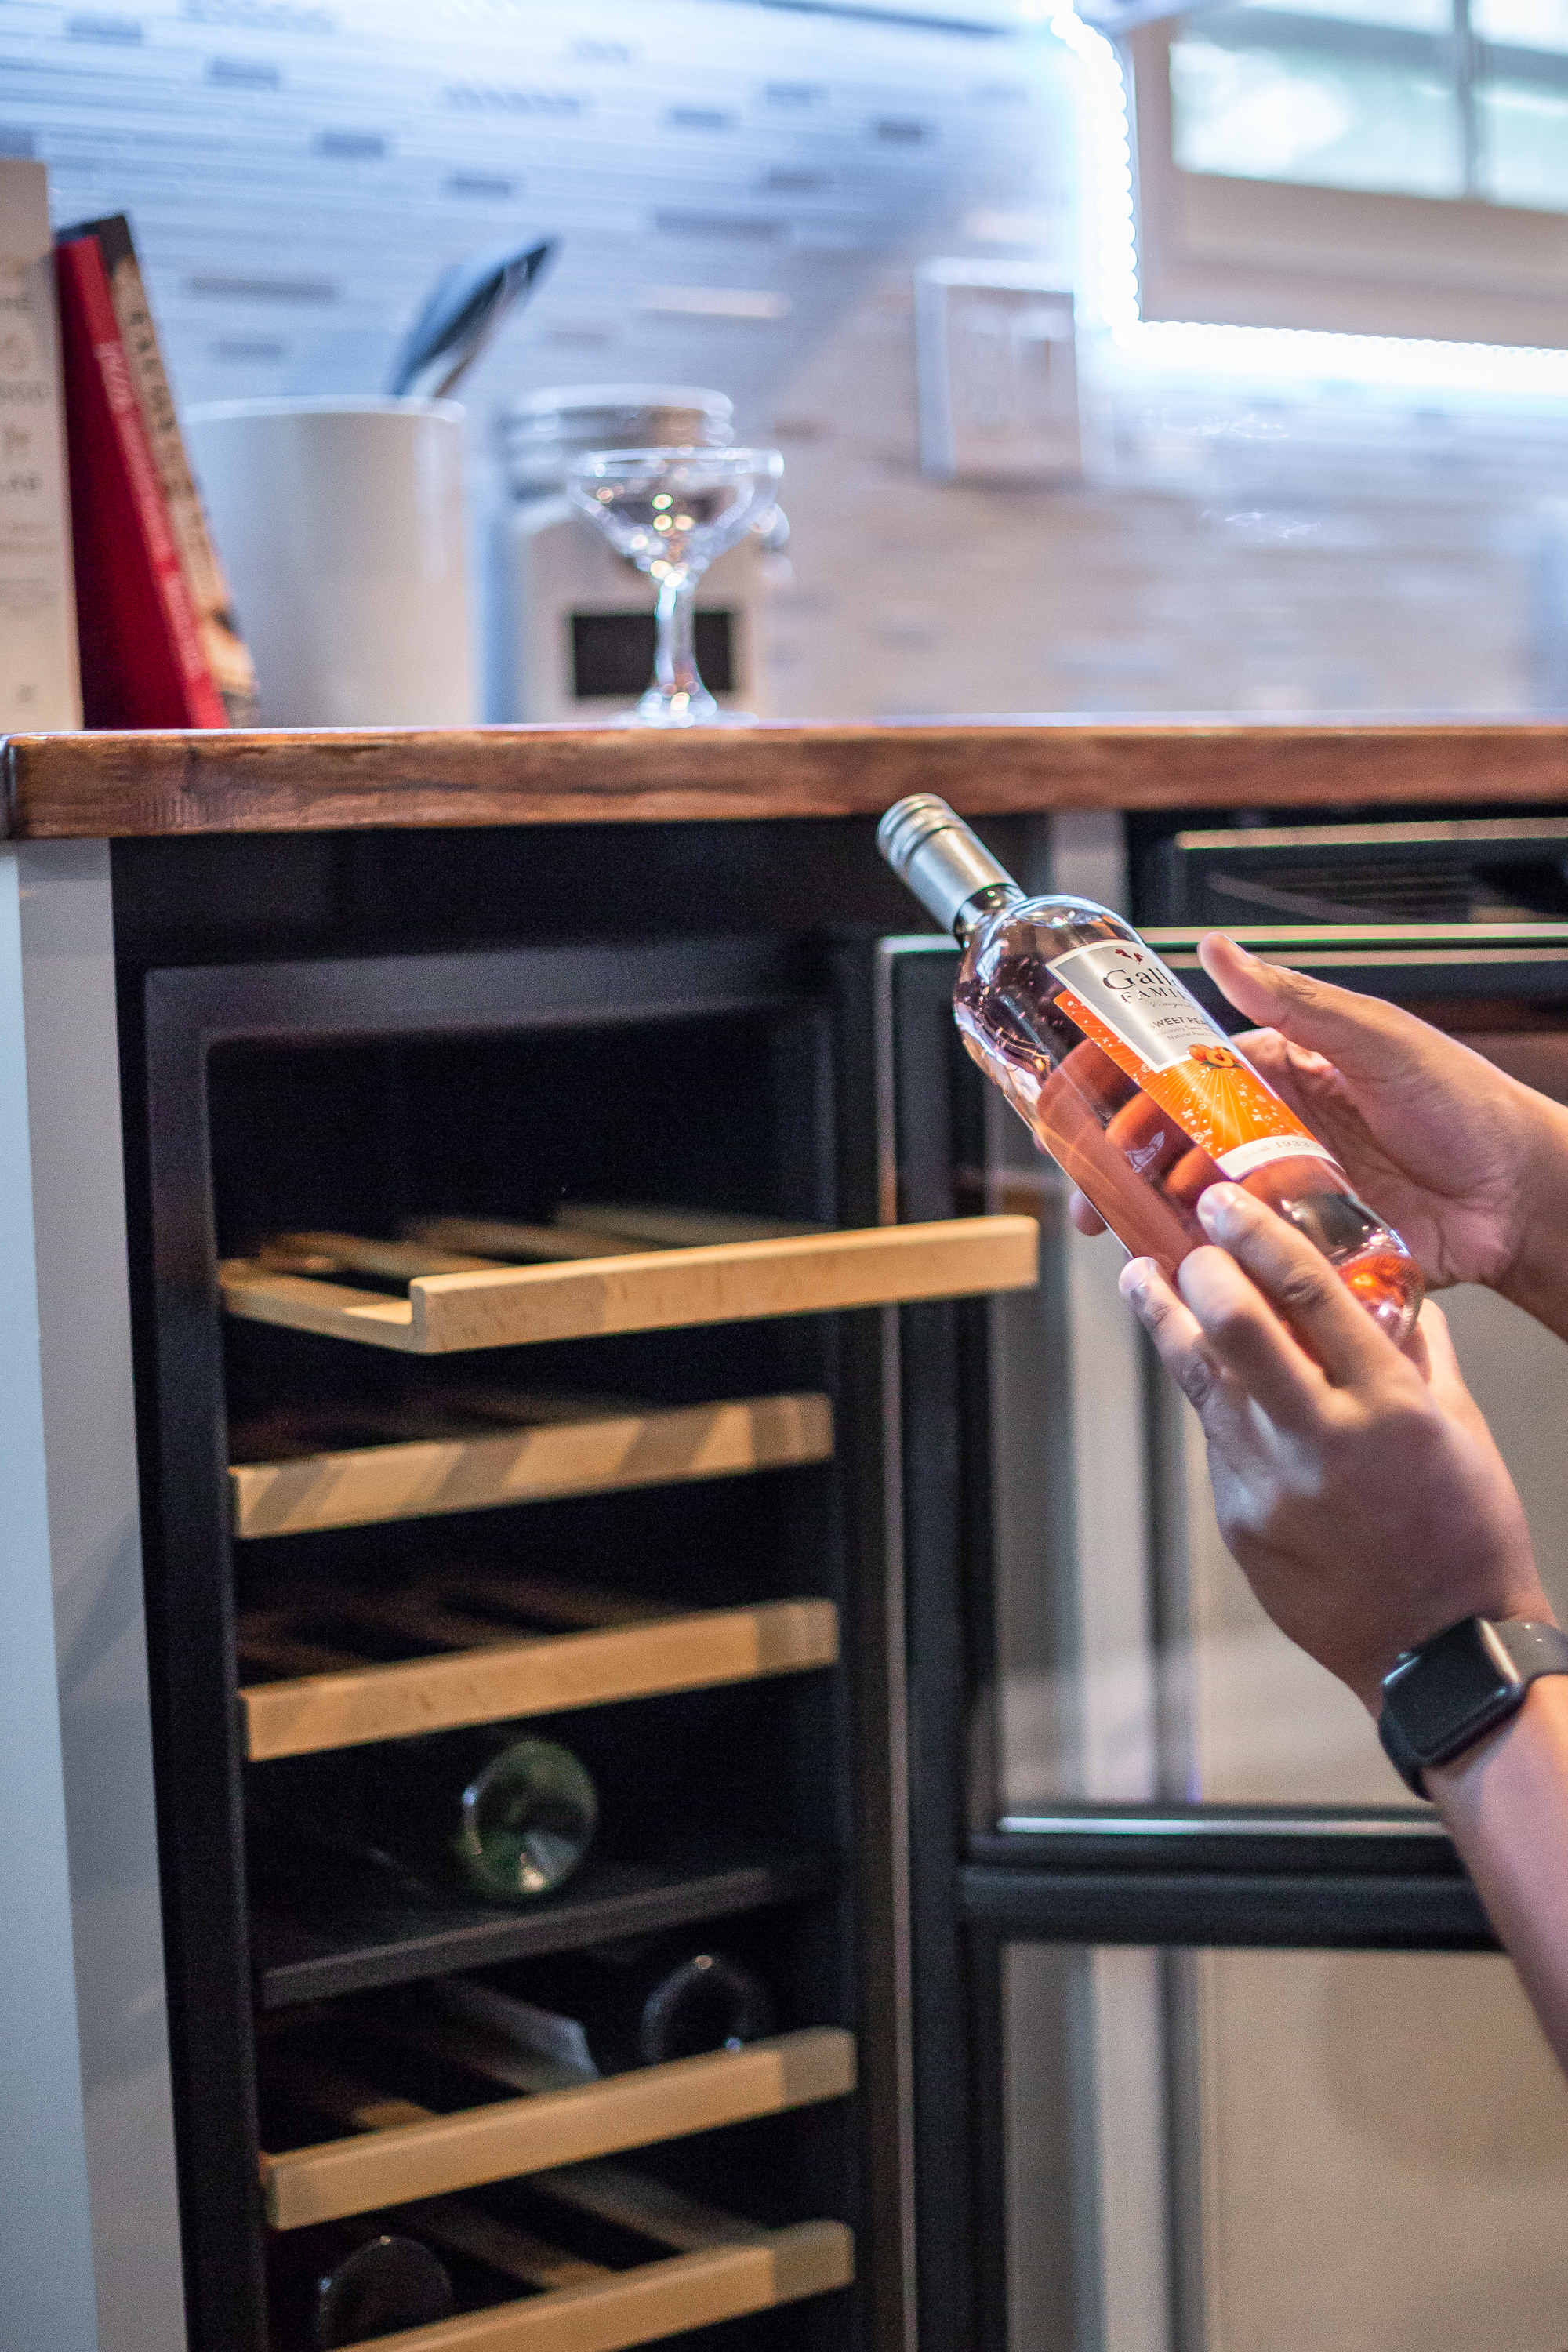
[239,1585,840,1761]
[261,2025,856,2229]
[324,2223,851,2352]
[230,1391,833,1539]
[322,2172,852,2352]
[220,1215,1038,1353]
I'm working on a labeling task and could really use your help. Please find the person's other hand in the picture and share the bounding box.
[1122,1181,1550,1711]
[1069,932,1568,1296]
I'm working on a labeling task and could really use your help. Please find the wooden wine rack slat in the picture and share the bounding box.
[260,2025,856,2228]
[320,2221,854,2352]
[240,1595,840,1760]
[230,1392,835,1539]
[521,2157,775,2252]
[413,2190,613,2288]
[218,1216,1039,1353]
[416,1207,822,1254]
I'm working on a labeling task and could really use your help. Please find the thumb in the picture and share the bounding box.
[1197,933,1421,1085]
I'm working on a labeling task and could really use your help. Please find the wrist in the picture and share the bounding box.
[1351,1583,1553,1719]
[1427,1668,1568,1818]
[1426,1673,1568,2080]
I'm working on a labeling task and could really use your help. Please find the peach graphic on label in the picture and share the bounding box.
[1050,971,1335,1183]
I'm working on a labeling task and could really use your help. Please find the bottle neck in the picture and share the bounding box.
[953,882,1024,943]
[877,796,1022,933]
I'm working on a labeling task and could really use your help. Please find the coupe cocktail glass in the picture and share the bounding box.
[566,445,784,726]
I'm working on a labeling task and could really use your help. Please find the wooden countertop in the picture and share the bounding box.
[5,717,1568,837]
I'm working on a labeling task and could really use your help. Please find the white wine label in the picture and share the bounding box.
[1214,1132,1338,1181]
[1047,940,1223,1073]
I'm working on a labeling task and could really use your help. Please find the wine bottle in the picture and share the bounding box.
[435,1944,775,2078]
[252,1730,597,1906]
[270,2224,456,2349]
[877,795,1421,1343]
[441,1733,597,1902]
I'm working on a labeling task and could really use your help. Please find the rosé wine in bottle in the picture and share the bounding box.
[877,795,1421,1345]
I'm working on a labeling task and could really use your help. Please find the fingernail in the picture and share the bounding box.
[1119,1257,1154,1301]
[1197,1182,1247,1233]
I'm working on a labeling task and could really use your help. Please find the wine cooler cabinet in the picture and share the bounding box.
[127,928,1023,2352]
[110,805,1568,2352]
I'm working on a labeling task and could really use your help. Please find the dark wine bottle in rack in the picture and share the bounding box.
[251,1729,597,1906]
[270,2223,456,2350]
[435,1943,776,2078]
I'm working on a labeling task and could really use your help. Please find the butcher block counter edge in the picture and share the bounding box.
[3,717,1568,838]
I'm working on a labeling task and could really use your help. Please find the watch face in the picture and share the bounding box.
[1385,1620,1519,1755]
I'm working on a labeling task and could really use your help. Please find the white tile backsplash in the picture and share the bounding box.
[9,0,1568,724]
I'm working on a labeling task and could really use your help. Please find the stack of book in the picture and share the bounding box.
[0,156,258,733]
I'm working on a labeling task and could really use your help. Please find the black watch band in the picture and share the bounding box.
[1378,1616,1568,1798]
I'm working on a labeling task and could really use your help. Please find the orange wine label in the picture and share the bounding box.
[1047,941,1337,1181]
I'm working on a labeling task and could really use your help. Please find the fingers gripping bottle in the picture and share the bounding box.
[877,795,1422,1345]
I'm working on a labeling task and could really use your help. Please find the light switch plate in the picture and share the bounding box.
[916,263,1080,485]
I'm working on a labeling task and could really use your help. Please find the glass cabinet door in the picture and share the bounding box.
[1002,1941,1568,2352]
[877,849,1568,2352]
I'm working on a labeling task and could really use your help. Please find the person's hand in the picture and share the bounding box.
[1069,931,1568,1299]
[1123,1181,1550,1711]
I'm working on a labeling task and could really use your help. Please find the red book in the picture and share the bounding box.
[55,233,227,729]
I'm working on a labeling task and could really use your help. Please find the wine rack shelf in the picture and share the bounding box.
[218,1215,1039,1352]
[261,2027,857,2229]
[254,1849,833,2010]
[229,1392,835,1539]
[132,929,927,2352]
[318,2171,853,2352]
[239,1588,840,1761]
[335,2225,852,2352]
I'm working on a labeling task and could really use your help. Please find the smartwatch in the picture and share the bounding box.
[1378,1616,1568,1798]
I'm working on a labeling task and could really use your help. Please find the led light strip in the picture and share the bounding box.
[1047,3,1142,332]
[1022,2,1568,397]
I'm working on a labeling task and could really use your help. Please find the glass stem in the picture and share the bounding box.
[654,573,701,706]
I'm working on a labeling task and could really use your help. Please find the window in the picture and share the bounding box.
[1171,0,1568,212]
[1130,0,1568,343]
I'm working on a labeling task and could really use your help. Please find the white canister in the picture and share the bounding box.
[183,395,474,727]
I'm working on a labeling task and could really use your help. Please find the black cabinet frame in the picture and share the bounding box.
[121,931,909,2352]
